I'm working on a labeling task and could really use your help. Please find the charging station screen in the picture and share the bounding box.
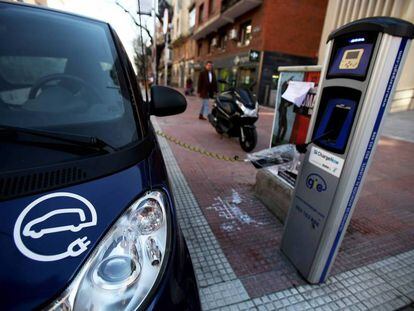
[326,32,377,81]
[324,106,350,140]
[314,100,356,153]
[327,43,373,79]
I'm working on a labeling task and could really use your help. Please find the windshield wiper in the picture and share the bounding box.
[0,125,117,153]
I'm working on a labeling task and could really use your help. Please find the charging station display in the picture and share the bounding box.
[328,43,373,78]
[327,33,377,80]
[340,49,364,69]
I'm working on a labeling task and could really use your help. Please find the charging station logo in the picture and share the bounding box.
[306,174,327,193]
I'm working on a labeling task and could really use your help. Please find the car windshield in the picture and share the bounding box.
[0,5,140,154]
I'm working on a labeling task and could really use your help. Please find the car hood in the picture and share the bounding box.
[0,162,150,311]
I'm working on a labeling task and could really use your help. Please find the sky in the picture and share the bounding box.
[46,0,154,67]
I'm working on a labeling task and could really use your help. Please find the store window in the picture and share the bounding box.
[271,71,280,90]
[240,21,252,46]
[238,68,256,87]
[218,68,233,92]
[198,4,204,24]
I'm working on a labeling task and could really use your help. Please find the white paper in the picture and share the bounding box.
[282,81,314,107]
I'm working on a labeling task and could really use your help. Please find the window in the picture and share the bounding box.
[0,57,67,85]
[189,6,196,28]
[0,5,139,154]
[176,18,180,34]
[208,0,214,16]
[240,21,252,46]
[218,30,227,50]
[197,41,203,56]
[198,4,204,24]
[208,37,213,54]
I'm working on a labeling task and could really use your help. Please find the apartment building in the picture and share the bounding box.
[170,0,197,88]
[191,0,328,106]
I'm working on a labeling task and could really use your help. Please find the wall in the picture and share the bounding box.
[194,0,327,61]
[262,0,328,58]
[195,6,264,61]
[317,0,414,112]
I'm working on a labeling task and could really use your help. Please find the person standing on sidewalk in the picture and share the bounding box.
[197,60,217,120]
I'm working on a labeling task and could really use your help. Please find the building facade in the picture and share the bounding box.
[317,0,414,112]
[170,0,197,88]
[190,0,328,106]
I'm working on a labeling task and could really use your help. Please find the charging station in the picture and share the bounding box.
[281,17,414,284]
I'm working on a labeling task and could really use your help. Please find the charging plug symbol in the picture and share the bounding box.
[67,236,91,257]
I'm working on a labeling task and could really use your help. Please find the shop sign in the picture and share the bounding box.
[249,50,260,62]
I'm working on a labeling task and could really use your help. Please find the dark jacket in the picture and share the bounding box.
[197,69,218,99]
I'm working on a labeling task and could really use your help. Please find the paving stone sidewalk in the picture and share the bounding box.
[152,117,414,310]
[155,90,414,299]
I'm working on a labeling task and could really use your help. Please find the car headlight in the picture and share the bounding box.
[47,191,169,311]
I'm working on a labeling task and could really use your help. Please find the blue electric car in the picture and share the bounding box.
[0,2,200,310]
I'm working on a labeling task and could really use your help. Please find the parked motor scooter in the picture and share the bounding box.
[208,80,259,152]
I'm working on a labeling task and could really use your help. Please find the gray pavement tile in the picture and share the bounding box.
[198,272,250,309]
[367,249,414,303]
[154,118,239,288]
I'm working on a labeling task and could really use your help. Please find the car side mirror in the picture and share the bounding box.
[150,86,187,116]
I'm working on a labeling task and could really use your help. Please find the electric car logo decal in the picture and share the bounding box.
[13,192,97,262]
[306,174,327,192]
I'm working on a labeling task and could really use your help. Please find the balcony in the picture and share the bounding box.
[192,0,262,40]
[221,0,262,19]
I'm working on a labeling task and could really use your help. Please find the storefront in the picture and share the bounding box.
[193,50,316,106]
[192,51,260,95]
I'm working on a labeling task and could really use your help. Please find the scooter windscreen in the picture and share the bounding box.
[236,89,256,109]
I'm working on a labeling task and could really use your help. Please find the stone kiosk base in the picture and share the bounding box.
[254,168,294,224]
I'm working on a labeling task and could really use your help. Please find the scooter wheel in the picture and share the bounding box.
[239,127,257,152]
